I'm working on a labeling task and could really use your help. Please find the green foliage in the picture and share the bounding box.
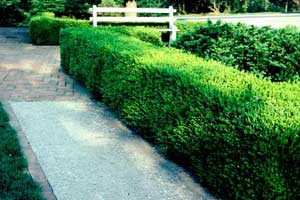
[0,103,43,199]
[64,0,91,19]
[174,20,300,82]
[114,0,123,6]
[96,26,163,45]
[1,0,298,26]
[112,0,167,7]
[29,16,90,45]
[98,0,119,16]
[168,0,211,13]
[99,0,117,7]
[0,0,299,26]
[29,15,163,45]
[175,21,206,35]
[0,0,30,26]
[30,0,101,19]
[136,0,167,8]
[30,0,66,16]
[35,11,55,17]
[61,27,300,200]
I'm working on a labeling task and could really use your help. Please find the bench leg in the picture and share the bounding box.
[170,30,176,42]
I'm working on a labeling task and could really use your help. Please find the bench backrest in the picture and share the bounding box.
[89,6,177,42]
[89,6,176,26]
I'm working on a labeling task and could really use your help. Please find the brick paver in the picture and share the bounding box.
[0,28,90,101]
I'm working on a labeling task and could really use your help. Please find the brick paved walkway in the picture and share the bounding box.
[0,27,91,199]
[0,28,90,101]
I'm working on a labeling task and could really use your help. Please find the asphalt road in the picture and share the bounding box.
[177,13,300,28]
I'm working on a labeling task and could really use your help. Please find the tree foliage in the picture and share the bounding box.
[30,0,65,16]
[0,0,30,26]
[64,0,91,18]
[0,0,299,26]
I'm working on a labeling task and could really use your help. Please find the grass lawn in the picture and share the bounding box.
[0,103,43,200]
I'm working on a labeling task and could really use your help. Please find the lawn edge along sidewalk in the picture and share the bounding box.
[3,101,57,200]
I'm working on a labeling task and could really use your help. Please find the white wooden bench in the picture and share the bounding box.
[89,6,178,43]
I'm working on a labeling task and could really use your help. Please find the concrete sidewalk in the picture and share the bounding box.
[10,101,214,200]
[1,28,215,200]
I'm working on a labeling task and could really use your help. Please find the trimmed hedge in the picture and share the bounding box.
[95,26,163,46]
[60,27,300,200]
[30,16,163,45]
[0,103,43,199]
[29,16,90,45]
[174,20,300,82]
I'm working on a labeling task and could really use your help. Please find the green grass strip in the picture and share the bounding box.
[0,103,43,200]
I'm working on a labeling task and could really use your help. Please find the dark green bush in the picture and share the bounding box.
[136,0,167,8]
[0,0,30,26]
[63,0,92,19]
[30,0,93,18]
[174,20,300,82]
[60,27,300,200]
[0,103,43,199]
[114,0,167,8]
[29,16,90,45]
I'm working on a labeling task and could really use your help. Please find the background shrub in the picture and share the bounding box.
[174,20,300,82]
[29,16,90,45]
[60,27,300,200]
[30,15,163,45]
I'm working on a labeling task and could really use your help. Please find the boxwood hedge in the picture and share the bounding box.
[29,16,90,45]
[174,20,300,82]
[60,27,300,200]
[95,26,163,46]
[29,16,163,46]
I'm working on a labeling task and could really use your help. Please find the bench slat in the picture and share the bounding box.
[90,17,173,23]
[89,7,176,13]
